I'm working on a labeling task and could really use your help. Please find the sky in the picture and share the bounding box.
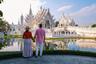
[0,0,96,26]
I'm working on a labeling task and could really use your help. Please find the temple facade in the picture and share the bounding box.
[25,7,55,30]
[10,6,96,37]
[11,6,54,36]
[53,14,96,37]
[53,14,78,37]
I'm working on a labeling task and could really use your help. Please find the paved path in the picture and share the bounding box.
[0,55,96,64]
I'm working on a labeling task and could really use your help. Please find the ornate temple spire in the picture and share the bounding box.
[12,22,14,25]
[18,20,20,25]
[29,4,33,16]
[40,6,43,10]
[46,8,53,19]
[62,12,66,17]
[47,8,50,14]
[21,14,24,25]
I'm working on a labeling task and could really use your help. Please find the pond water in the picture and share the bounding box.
[0,38,96,52]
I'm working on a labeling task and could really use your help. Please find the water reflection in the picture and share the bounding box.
[0,38,96,52]
[45,39,96,52]
[0,38,22,51]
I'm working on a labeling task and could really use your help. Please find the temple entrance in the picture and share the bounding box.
[45,20,50,29]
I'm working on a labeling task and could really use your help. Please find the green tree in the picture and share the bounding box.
[0,0,11,49]
[0,19,10,49]
[0,0,10,32]
[91,24,96,27]
[0,10,3,17]
[0,18,10,32]
[0,0,3,3]
[0,0,3,17]
[55,21,59,27]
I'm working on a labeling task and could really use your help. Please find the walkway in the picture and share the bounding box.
[0,55,96,64]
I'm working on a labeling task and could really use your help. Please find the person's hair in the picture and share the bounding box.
[39,24,42,28]
[25,26,30,32]
[26,30,29,32]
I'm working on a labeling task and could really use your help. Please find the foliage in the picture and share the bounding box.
[0,0,11,49]
[0,18,10,32]
[0,51,22,60]
[0,0,3,3]
[1,35,96,40]
[0,0,3,17]
[0,50,96,60]
[55,21,59,27]
[91,24,96,27]
[0,10,3,17]
[0,37,10,49]
[75,24,78,26]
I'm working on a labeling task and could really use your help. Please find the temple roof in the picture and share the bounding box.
[59,14,75,26]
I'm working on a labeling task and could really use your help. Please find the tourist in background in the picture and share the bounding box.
[34,24,45,57]
[23,26,34,58]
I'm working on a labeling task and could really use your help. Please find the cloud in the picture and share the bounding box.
[57,4,72,12]
[70,4,96,17]
[29,0,47,14]
[0,0,47,24]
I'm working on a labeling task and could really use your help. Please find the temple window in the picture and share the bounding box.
[66,32,68,34]
[45,20,50,29]
[71,32,74,34]
[68,31,70,34]
[61,31,65,34]
[54,32,56,34]
[61,24,63,27]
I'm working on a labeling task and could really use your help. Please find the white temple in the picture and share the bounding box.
[10,6,54,37]
[53,14,78,37]
[53,14,96,37]
[10,6,96,38]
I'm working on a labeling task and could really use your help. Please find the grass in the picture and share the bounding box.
[0,50,96,60]
[43,50,96,57]
[2,35,96,40]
